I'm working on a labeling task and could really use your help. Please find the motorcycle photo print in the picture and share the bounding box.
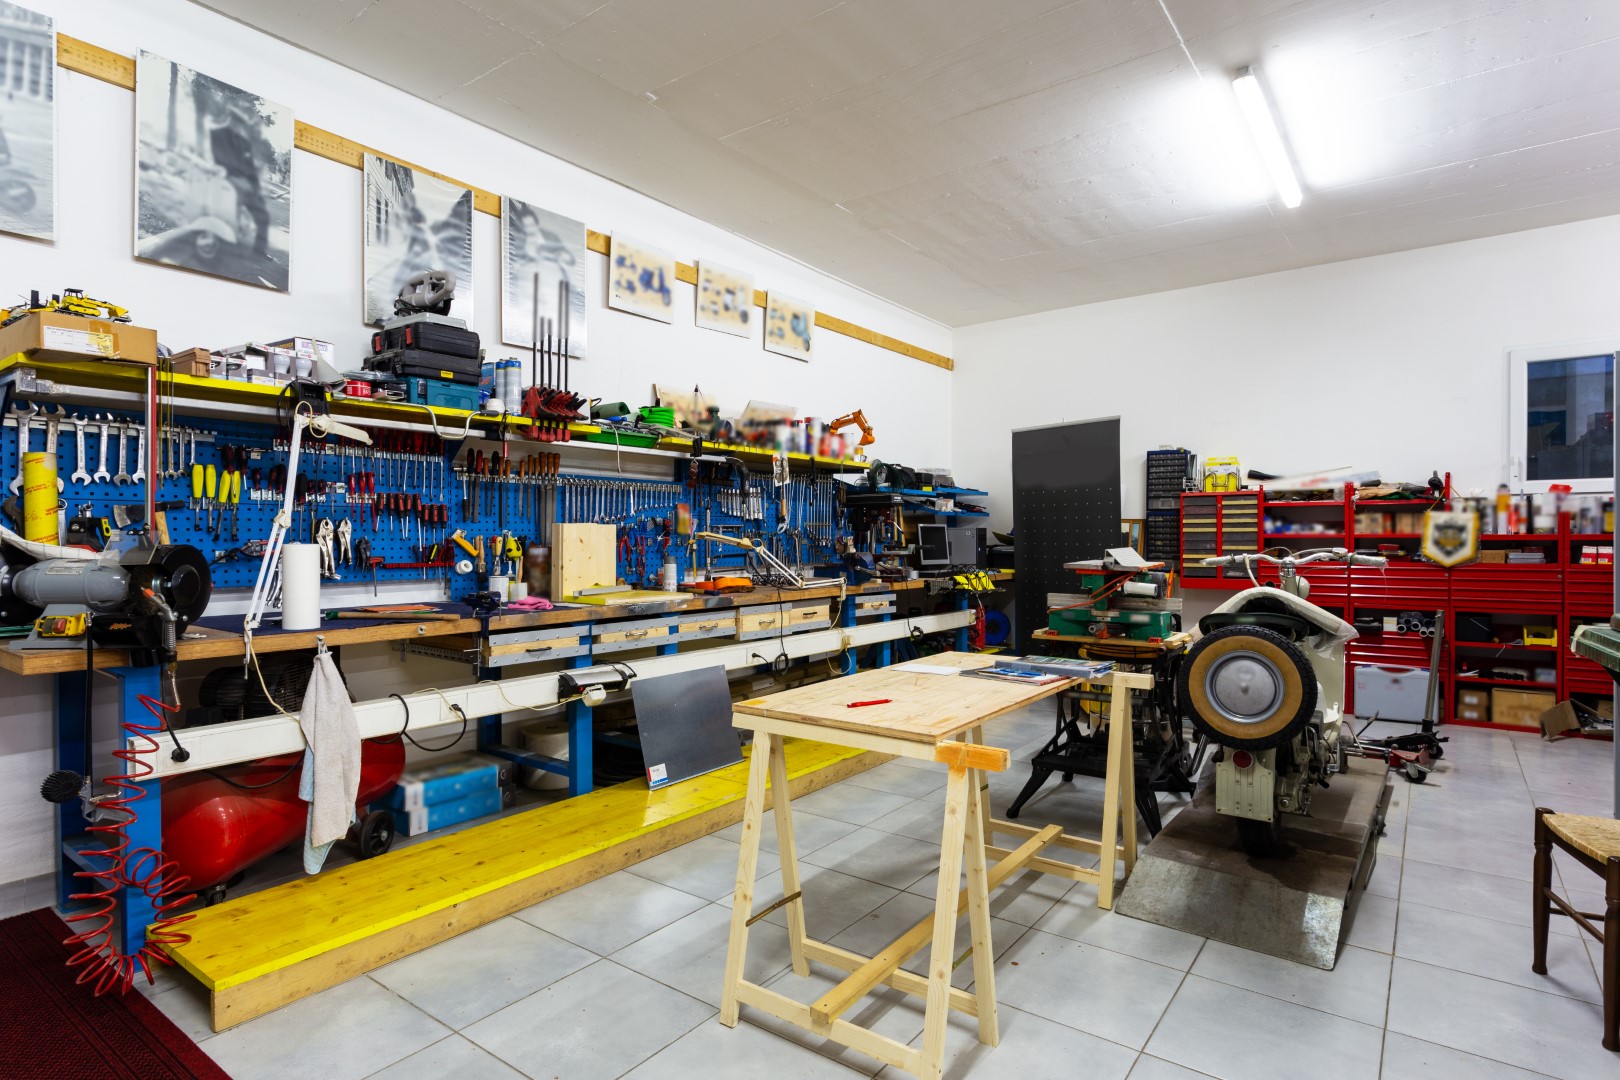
[133,51,293,291]
[0,2,54,242]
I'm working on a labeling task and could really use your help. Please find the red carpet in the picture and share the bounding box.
[0,908,230,1079]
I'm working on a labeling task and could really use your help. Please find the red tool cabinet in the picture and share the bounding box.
[1180,486,1614,732]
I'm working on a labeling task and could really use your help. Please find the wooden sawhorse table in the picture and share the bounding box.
[719,652,1152,1079]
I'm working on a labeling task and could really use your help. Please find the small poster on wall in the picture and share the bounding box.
[134,51,293,290]
[608,235,676,323]
[362,154,475,325]
[764,292,814,361]
[502,197,587,356]
[694,260,754,337]
[0,2,54,241]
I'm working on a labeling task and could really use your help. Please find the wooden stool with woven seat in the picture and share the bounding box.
[1533,808,1620,1051]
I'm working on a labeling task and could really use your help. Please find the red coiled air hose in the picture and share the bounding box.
[61,692,197,995]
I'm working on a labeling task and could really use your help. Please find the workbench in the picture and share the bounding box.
[720,652,1151,1080]
[16,576,970,958]
[1005,629,1196,835]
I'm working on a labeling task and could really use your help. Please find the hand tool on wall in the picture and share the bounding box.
[130,420,146,486]
[316,518,336,577]
[92,413,111,484]
[41,406,65,493]
[204,462,218,538]
[8,402,36,495]
[70,414,90,486]
[113,423,132,487]
[228,468,242,540]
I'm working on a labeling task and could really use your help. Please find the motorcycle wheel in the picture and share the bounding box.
[1179,625,1317,751]
[1237,816,1285,857]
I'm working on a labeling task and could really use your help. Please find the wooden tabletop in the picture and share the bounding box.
[733,651,1076,745]
[0,579,928,676]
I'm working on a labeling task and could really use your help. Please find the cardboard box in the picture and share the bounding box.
[1456,705,1487,723]
[1540,698,1615,741]
[1478,550,1507,564]
[1491,687,1556,728]
[0,311,158,365]
[169,347,214,377]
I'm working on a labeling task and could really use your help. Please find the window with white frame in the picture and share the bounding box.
[1508,343,1615,493]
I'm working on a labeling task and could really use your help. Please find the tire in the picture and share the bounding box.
[1405,763,1427,784]
[356,809,396,859]
[202,884,229,906]
[1179,625,1317,751]
[1237,816,1285,857]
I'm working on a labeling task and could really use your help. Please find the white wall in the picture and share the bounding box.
[0,0,952,894]
[953,216,1620,530]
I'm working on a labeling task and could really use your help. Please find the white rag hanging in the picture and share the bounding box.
[298,648,361,873]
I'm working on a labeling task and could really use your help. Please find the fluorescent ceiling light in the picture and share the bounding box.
[1232,66,1302,209]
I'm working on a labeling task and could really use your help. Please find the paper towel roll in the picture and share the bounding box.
[281,543,322,630]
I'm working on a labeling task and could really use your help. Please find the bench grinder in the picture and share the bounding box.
[0,539,211,664]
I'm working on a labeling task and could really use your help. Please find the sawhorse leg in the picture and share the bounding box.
[766,735,810,976]
[1095,675,1140,908]
[920,761,975,1077]
[963,729,999,1046]
[721,732,773,1026]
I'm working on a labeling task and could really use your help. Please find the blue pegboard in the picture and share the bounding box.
[7,405,848,599]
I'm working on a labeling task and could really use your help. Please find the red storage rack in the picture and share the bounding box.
[1351,563,1448,610]
[1181,492,1614,732]
[1450,565,1564,615]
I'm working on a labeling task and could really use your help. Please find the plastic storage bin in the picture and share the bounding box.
[1352,664,1431,721]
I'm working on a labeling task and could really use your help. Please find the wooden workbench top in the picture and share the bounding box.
[734,651,1075,745]
[0,579,927,676]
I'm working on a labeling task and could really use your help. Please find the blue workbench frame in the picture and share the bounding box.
[55,664,164,958]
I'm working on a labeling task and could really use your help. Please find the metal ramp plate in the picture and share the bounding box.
[1115,761,1392,969]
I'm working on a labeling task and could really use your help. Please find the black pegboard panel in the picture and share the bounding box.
[1012,419,1120,655]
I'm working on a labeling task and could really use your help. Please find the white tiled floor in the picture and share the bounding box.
[141,711,1617,1079]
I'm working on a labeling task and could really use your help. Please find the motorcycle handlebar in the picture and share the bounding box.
[1199,549,1387,569]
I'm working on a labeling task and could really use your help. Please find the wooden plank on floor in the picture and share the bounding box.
[174,740,887,1030]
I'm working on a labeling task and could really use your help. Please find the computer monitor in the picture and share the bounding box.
[946,527,985,567]
[917,523,950,567]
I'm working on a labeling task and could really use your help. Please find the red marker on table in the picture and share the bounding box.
[846,699,892,708]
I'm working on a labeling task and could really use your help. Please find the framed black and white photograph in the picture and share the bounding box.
[0,2,54,242]
[363,154,475,325]
[134,51,292,290]
[501,196,587,356]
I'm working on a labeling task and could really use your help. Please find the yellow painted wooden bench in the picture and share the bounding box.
[164,737,885,1031]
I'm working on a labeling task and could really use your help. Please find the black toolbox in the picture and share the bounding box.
[364,348,482,385]
[371,320,481,359]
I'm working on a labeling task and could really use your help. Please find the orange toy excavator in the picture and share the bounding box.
[828,410,875,460]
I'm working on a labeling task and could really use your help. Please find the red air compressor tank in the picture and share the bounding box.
[160,738,406,891]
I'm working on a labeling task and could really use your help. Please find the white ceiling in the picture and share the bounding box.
[193,0,1620,326]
